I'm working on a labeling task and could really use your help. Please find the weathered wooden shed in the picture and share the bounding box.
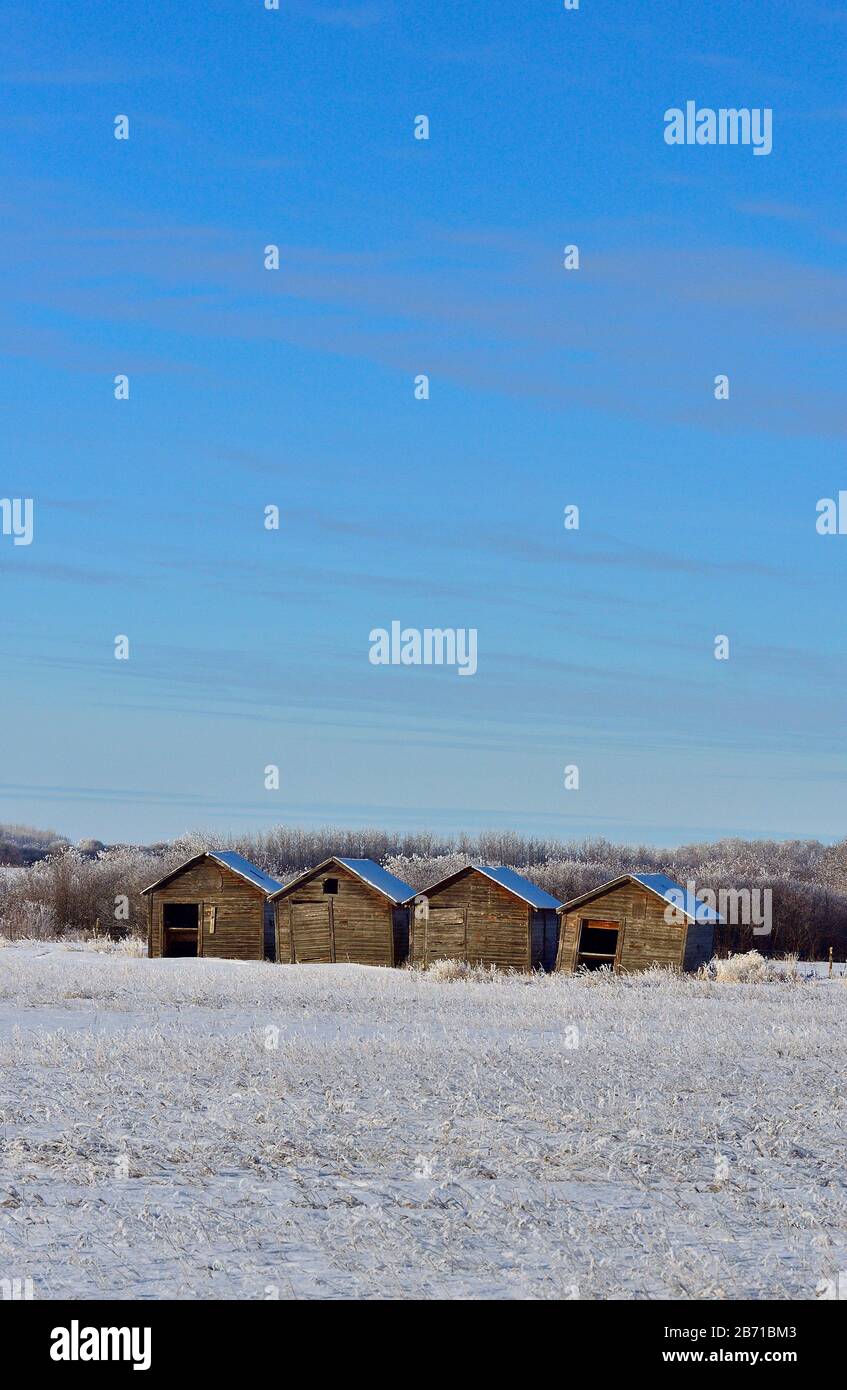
[555,873,721,975]
[143,850,282,960]
[271,857,416,967]
[410,865,562,971]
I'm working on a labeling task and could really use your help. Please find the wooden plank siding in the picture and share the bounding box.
[555,879,698,975]
[411,869,536,971]
[274,864,405,967]
[147,858,265,961]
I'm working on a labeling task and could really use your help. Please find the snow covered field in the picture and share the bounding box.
[1,942,845,1300]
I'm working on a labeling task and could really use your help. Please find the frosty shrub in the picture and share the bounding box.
[384,853,473,891]
[420,958,503,983]
[63,933,148,957]
[425,958,471,982]
[0,846,159,939]
[0,891,57,940]
[0,821,70,865]
[517,859,610,903]
[574,962,617,984]
[706,951,787,984]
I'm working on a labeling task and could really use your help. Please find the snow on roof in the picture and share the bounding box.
[560,872,722,924]
[334,858,417,904]
[208,851,283,896]
[631,872,723,924]
[269,856,416,904]
[476,866,562,910]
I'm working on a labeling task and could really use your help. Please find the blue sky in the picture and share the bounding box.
[1,0,846,846]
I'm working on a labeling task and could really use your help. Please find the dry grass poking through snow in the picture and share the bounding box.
[0,944,845,1300]
[704,950,797,984]
[0,933,146,956]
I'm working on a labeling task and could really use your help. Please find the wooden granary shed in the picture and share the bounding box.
[143,850,282,960]
[555,872,722,975]
[271,857,416,966]
[410,865,562,971]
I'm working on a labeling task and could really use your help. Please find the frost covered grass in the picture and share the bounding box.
[418,957,502,983]
[704,950,798,984]
[0,933,146,957]
[0,944,845,1300]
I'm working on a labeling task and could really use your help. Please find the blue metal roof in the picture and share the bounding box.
[632,872,723,924]
[335,858,417,904]
[209,851,283,896]
[477,866,562,910]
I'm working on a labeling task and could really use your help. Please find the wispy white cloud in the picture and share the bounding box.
[303,2,390,28]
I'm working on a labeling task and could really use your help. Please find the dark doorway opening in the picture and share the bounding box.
[576,920,619,971]
[163,902,199,957]
[541,911,559,972]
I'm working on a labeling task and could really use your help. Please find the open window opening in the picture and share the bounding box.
[576,920,619,971]
[163,902,199,957]
[322,878,339,895]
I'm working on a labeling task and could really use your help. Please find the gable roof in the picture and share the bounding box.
[269,856,416,905]
[559,872,723,924]
[141,850,283,897]
[476,866,562,909]
[207,851,284,896]
[415,863,561,910]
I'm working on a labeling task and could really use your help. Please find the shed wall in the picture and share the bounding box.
[412,872,532,970]
[275,866,399,966]
[530,908,560,972]
[147,859,265,960]
[682,920,715,972]
[556,881,688,974]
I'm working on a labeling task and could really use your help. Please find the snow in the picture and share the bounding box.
[0,942,845,1300]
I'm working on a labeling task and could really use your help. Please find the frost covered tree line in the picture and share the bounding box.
[1,821,847,959]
